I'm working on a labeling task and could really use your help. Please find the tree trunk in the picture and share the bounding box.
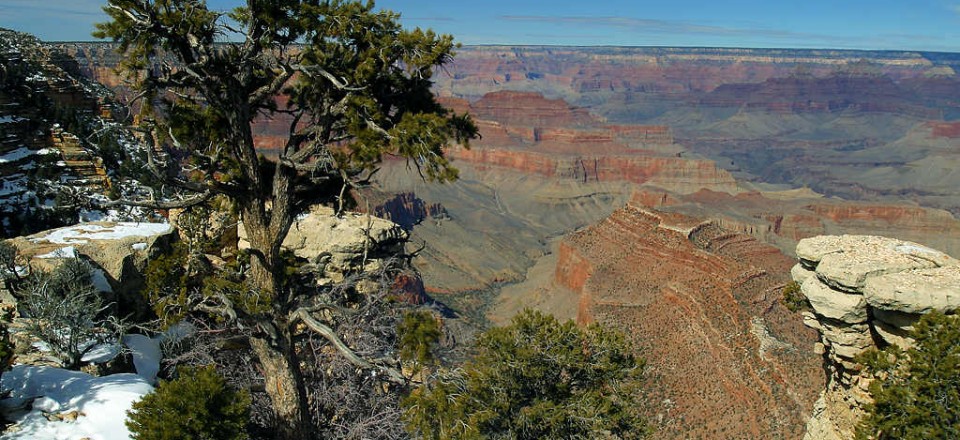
[251,334,312,439]
[239,197,311,438]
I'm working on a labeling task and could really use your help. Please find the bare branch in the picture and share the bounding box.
[291,308,405,383]
[102,190,213,209]
[292,64,365,91]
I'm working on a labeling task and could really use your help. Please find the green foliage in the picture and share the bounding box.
[397,310,441,367]
[782,281,809,312]
[127,365,250,440]
[144,242,273,326]
[0,306,15,373]
[142,243,189,325]
[856,311,960,439]
[404,309,648,440]
[93,0,478,207]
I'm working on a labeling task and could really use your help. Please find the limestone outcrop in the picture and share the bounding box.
[238,205,408,286]
[4,222,175,316]
[792,235,960,440]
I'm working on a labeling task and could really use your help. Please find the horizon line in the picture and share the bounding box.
[36,38,960,56]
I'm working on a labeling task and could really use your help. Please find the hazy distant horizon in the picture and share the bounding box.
[1,0,959,52]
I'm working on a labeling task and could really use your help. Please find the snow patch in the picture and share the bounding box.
[131,242,147,251]
[0,115,25,124]
[35,246,77,259]
[122,334,162,384]
[0,366,152,440]
[80,343,121,364]
[0,148,36,164]
[90,268,113,293]
[35,222,171,245]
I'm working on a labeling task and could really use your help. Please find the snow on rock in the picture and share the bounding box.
[35,246,77,259]
[0,115,26,124]
[35,222,172,245]
[122,334,162,384]
[0,148,37,164]
[9,221,176,287]
[80,343,121,364]
[0,366,152,440]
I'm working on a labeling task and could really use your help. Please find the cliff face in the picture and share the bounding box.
[449,148,739,193]
[435,46,956,100]
[556,204,822,439]
[0,29,128,237]
[700,75,942,118]
[445,90,739,194]
[790,235,960,440]
[628,189,960,259]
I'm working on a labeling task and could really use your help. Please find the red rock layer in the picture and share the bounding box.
[471,90,599,127]
[928,121,960,138]
[555,205,822,439]
[449,148,738,193]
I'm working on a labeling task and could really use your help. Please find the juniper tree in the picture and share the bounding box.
[94,1,476,437]
[404,309,648,440]
[856,311,960,440]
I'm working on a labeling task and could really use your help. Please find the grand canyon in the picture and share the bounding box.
[3,27,960,439]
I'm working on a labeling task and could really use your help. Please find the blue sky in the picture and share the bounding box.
[1,0,959,51]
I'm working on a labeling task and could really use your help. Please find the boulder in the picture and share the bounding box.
[8,222,174,289]
[238,205,408,283]
[5,222,174,320]
[870,308,921,331]
[801,277,868,323]
[791,263,815,285]
[793,234,960,440]
[863,265,960,314]
[871,320,914,350]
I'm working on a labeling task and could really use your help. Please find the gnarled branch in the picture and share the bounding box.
[291,308,404,383]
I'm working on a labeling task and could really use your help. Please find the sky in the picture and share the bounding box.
[0,0,959,52]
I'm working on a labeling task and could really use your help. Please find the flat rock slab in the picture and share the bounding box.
[797,235,955,292]
[801,277,868,323]
[9,222,174,281]
[863,265,960,314]
[819,320,873,360]
[871,308,921,331]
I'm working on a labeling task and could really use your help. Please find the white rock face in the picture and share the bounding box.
[793,234,960,440]
[801,277,868,324]
[863,265,960,314]
[791,263,815,285]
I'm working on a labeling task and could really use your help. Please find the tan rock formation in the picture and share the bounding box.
[7,222,174,285]
[792,235,960,440]
[5,222,175,317]
[238,205,408,285]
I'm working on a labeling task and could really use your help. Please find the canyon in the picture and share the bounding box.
[22,40,960,439]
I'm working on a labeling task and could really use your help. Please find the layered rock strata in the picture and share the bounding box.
[556,204,822,439]
[791,235,960,440]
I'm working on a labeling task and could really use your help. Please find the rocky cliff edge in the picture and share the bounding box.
[792,235,960,440]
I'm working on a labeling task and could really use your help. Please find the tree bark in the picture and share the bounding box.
[250,334,312,439]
